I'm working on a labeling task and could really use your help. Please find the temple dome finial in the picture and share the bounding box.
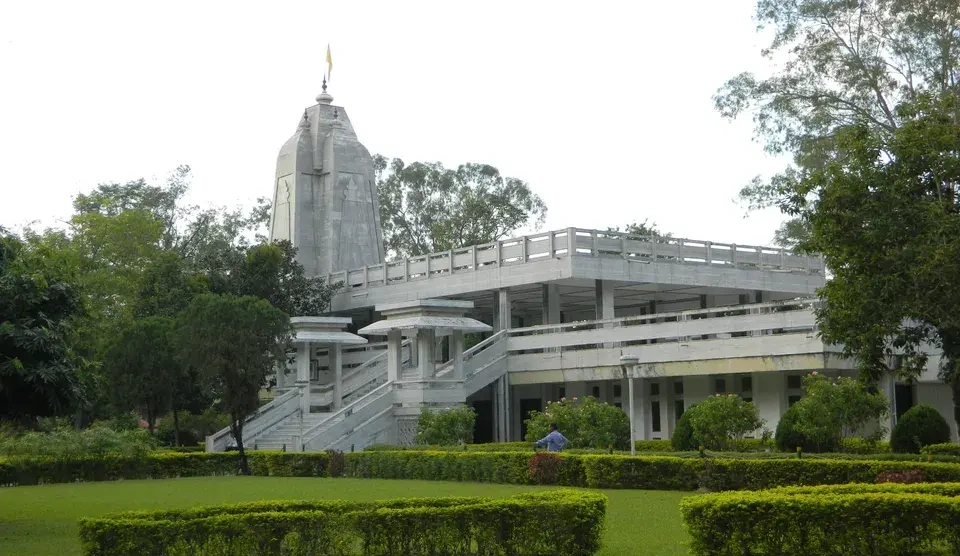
[316,76,334,105]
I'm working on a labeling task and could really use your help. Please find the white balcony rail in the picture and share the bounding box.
[310,339,411,406]
[508,299,821,355]
[205,387,299,452]
[326,228,826,290]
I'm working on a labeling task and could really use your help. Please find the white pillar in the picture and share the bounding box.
[628,376,636,455]
[595,280,615,320]
[452,330,465,379]
[276,364,286,390]
[296,341,311,414]
[386,329,402,382]
[331,343,343,410]
[661,378,675,438]
[494,289,512,332]
[753,372,786,432]
[418,328,437,379]
[542,284,561,324]
[882,372,897,439]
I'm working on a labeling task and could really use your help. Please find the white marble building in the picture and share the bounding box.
[206,88,956,453]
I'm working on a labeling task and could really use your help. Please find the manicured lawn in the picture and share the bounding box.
[0,477,691,555]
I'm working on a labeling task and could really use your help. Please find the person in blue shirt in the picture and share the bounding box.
[535,423,569,452]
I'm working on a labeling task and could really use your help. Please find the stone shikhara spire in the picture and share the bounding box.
[269,72,385,278]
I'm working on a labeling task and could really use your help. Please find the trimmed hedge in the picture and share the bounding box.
[681,483,960,555]
[922,442,960,456]
[78,489,607,556]
[891,404,953,453]
[6,450,960,492]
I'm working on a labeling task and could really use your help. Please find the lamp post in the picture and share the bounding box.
[620,355,639,457]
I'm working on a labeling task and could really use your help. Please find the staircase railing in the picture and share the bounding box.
[312,339,411,406]
[436,330,506,377]
[301,381,396,450]
[205,387,299,452]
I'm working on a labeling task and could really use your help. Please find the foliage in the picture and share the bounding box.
[174,294,291,474]
[775,405,811,452]
[921,443,960,457]
[0,423,155,459]
[891,404,952,453]
[671,407,698,451]
[77,490,607,556]
[607,219,672,238]
[791,373,890,452]
[374,155,547,258]
[685,395,764,451]
[681,483,960,555]
[524,396,630,450]
[157,409,230,447]
[213,240,340,317]
[876,468,925,484]
[416,405,476,445]
[103,317,180,434]
[789,94,960,434]
[0,229,88,423]
[528,452,562,485]
[717,0,960,247]
[326,449,346,478]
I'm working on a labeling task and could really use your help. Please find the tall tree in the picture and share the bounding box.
[175,294,290,474]
[716,0,960,246]
[104,317,179,435]
[608,219,672,238]
[0,229,87,424]
[374,156,547,258]
[792,93,960,431]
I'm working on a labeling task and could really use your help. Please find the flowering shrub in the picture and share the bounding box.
[416,405,476,445]
[876,468,925,484]
[326,449,345,477]
[528,452,562,485]
[789,372,889,452]
[685,394,764,451]
[524,396,630,449]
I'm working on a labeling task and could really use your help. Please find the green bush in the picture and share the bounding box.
[635,439,674,452]
[891,404,952,453]
[681,483,960,555]
[525,396,630,450]
[684,395,764,451]
[0,423,157,459]
[775,405,815,452]
[671,406,698,451]
[922,442,960,456]
[839,437,891,454]
[78,490,607,556]
[789,373,889,452]
[416,404,476,445]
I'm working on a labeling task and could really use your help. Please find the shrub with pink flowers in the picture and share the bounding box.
[524,396,630,450]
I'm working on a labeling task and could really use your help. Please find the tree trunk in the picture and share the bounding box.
[952,382,960,445]
[232,417,249,475]
[172,408,181,447]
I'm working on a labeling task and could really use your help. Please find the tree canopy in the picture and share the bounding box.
[0,230,87,423]
[374,156,547,258]
[175,294,290,473]
[717,0,960,246]
[793,92,960,428]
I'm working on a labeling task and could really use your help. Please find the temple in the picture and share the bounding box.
[207,85,957,453]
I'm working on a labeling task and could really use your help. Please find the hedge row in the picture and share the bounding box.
[6,450,960,491]
[681,483,960,555]
[922,442,960,456]
[78,490,607,556]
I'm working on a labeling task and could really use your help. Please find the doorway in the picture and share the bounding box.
[472,400,493,444]
[519,398,542,441]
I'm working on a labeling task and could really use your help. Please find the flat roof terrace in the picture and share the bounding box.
[327,227,826,312]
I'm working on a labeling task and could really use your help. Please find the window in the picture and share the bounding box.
[674,399,685,421]
[788,395,802,407]
[743,397,752,403]
[741,376,752,392]
[613,384,622,398]
[651,401,661,432]
[559,387,566,399]
[787,375,802,390]
[614,402,622,409]
[310,360,319,382]
[674,380,684,396]
[715,378,726,394]
[592,385,601,398]
[650,382,660,397]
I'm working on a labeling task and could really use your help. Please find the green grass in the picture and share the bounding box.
[0,477,690,555]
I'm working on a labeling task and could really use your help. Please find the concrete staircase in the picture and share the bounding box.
[251,413,329,451]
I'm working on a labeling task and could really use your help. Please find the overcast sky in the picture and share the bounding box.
[0,0,791,247]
